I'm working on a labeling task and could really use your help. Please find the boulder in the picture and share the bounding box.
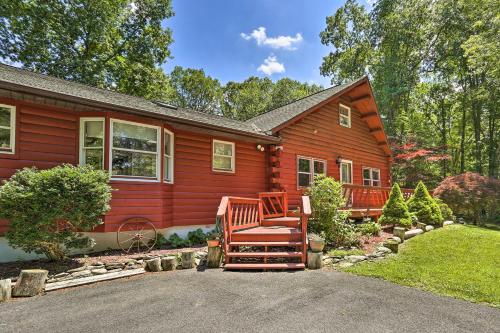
[416,222,427,231]
[338,262,354,268]
[425,225,434,232]
[346,255,367,263]
[405,228,424,239]
[376,246,392,254]
[91,268,108,275]
[67,266,87,274]
[71,270,92,279]
[146,258,162,272]
[443,220,454,226]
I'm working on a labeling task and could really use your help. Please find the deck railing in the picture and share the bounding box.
[341,184,414,210]
[258,192,288,218]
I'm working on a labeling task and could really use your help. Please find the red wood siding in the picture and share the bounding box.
[276,97,391,208]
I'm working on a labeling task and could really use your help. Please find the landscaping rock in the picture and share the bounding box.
[53,272,70,279]
[405,229,424,239]
[91,268,108,275]
[55,275,73,282]
[417,222,427,231]
[71,270,92,279]
[161,256,177,271]
[181,251,195,269]
[67,266,87,274]
[338,262,354,268]
[88,265,105,270]
[146,258,162,272]
[106,268,123,274]
[425,225,435,232]
[389,236,402,244]
[346,255,367,263]
[0,279,11,303]
[393,227,406,242]
[443,220,454,226]
[376,246,392,254]
[384,240,399,253]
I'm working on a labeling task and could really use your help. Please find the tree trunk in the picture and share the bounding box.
[460,80,467,173]
[181,251,195,269]
[207,246,222,268]
[161,256,177,271]
[145,258,162,272]
[307,251,323,270]
[0,279,12,302]
[12,270,48,297]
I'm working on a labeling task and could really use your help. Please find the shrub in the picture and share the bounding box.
[407,181,443,226]
[433,172,500,225]
[357,222,382,236]
[167,233,188,248]
[0,165,112,261]
[187,228,207,245]
[378,183,412,229]
[307,175,355,247]
[434,197,455,222]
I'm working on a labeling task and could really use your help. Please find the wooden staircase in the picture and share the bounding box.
[217,192,311,270]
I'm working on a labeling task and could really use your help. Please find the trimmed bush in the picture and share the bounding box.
[433,172,499,225]
[407,181,443,226]
[307,175,357,247]
[378,184,412,229]
[434,197,455,222]
[357,221,381,236]
[0,165,112,261]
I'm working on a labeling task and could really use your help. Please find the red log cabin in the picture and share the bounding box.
[0,64,397,265]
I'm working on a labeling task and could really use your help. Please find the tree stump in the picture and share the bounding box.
[161,256,177,271]
[384,240,399,253]
[207,246,222,268]
[393,227,405,242]
[0,279,12,302]
[12,269,48,297]
[307,251,323,270]
[181,251,195,269]
[146,258,162,272]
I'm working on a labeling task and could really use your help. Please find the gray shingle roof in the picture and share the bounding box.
[246,76,367,132]
[0,64,275,141]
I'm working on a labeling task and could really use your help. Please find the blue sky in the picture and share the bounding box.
[162,0,372,87]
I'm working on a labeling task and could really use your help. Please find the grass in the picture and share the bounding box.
[344,224,500,307]
[328,248,364,257]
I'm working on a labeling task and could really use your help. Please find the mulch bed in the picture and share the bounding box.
[0,245,207,280]
[359,230,393,254]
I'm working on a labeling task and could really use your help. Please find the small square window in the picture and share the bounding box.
[0,104,15,154]
[297,156,327,188]
[363,167,381,187]
[339,104,351,128]
[213,140,235,172]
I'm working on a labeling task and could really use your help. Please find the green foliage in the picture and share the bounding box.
[167,233,188,249]
[307,175,357,247]
[378,184,412,229]
[328,248,364,257]
[187,228,207,245]
[346,225,500,307]
[0,165,112,260]
[155,233,168,248]
[357,222,382,236]
[434,198,455,222]
[0,0,174,100]
[407,181,444,226]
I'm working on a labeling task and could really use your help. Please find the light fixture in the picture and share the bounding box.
[257,144,265,152]
[336,156,343,165]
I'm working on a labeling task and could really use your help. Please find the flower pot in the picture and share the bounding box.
[309,239,325,253]
[207,239,220,248]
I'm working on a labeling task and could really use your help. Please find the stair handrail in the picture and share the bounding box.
[301,196,311,263]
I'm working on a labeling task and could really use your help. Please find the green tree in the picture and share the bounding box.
[0,0,174,100]
[407,181,443,226]
[378,183,412,229]
[0,165,112,261]
[167,66,223,114]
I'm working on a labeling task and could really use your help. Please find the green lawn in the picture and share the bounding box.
[345,224,500,307]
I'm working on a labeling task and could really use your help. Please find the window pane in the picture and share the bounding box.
[0,128,11,151]
[113,122,157,152]
[0,107,11,127]
[84,121,104,147]
[84,148,103,170]
[165,133,172,156]
[213,156,232,170]
[363,179,371,186]
[373,180,381,187]
[339,106,349,116]
[372,170,380,181]
[298,173,311,187]
[363,169,371,180]
[340,115,350,127]
[112,150,157,177]
[214,142,232,156]
[314,160,325,174]
[298,158,310,172]
[341,163,352,183]
[164,156,172,181]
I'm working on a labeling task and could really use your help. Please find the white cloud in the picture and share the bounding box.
[241,27,303,50]
[257,55,285,76]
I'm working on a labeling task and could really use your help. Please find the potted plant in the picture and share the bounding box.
[308,233,325,253]
[206,230,221,247]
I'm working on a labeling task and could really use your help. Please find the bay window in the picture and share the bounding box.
[0,104,15,154]
[213,140,235,172]
[297,156,327,188]
[164,130,174,183]
[363,167,381,186]
[80,118,105,169]
[110,120,160,180]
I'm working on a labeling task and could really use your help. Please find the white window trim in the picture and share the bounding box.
[363,167,381,187]
[339,159,353,184]
[110,119,161,182]
[79,117,105,169]
[164,129,174,183]
[0,104,16,155]
[212,139,235,173]
[339,103,351,128]
[297,155,327,189]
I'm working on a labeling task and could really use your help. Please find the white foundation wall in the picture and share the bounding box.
[0,224,215,263]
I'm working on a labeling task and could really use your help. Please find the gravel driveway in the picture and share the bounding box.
[0,269,498,333]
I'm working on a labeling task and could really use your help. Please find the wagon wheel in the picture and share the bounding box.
[116,218,157,254]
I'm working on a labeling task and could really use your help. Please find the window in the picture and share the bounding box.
[80,118,105,169]
[297,156,327,188]
[212,140,235,172]
[340,160,353,184]
[0,104,15,154]
[363,167,381,186]
[110,120,160,180]
[164,130,174,183]
[339,104,351,128]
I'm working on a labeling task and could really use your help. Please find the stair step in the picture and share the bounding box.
[227,251,303,258]
[229,241,302,247]
[224,263,306,270]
